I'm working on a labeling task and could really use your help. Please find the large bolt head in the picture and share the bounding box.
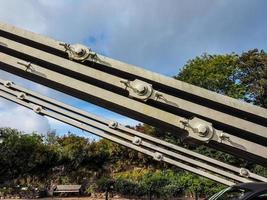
[73,46,85,56]
[33,105,42,113]
[240,168,249,177]
[108,121,118,129]
[196,123,209,137]
[197,124,207,133]
[135,83,147,95]
[132,137,142,145]
[4,81,12,87]
[187,118,214,142]
[154,152,163,161]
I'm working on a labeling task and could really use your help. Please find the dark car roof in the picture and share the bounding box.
[235,182,267,192]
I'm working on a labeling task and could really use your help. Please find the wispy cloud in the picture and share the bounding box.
[0,0,266,135]
[0,98,50,133]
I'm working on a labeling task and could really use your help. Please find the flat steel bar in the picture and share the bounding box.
[0,53,266,163]
[0,36,266,141]
[0,90,235,186]
[3,79,266,181]
[0,52,184,130]
[0,22,266,122]
[0,83,258,183]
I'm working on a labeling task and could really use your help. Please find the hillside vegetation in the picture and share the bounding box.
[0,49,266,198]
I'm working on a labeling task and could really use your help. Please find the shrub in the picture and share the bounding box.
[96,177,114,192]
[115,179,144,196]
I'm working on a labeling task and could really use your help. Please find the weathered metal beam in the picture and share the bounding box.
[3,79,266,182]
[0,52,184,131]
[0,22,267,170]
[0,22,266,125]
[0,52,267,165]
[0,86,236,186]
[0,36,266,145]
[4,80,267,185]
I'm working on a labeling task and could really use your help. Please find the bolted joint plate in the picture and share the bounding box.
[239,168,250,178]
[132,136,142,145]
[153,152,163,161]
[33,105,43,114]
[17,92,26,100]
[120,79,179,107]
[3,80,13,88]
[120,79,153,101]
[184,117,214,142]
[60,43,97,62]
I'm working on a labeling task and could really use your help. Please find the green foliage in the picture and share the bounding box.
[161,183,182,198]
[1,48,266,198]
[114,168,151,182]
[84,183,97,195]
[238,49,267,107]
[174,49,267,194]
[57,134,90,168]
[96,177,114,192]
[141,172,171,197]
[111,169,225,198]
[251,165,267,177]
[176,53,245,99]
[176,49,267,108]
[115,179,143,196]
[0,128,59,182]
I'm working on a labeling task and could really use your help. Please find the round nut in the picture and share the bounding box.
[187,118,214,142]
[108,121,118,129]
[135,83,148,95]
[240,168,250,177]
[196,123,209,137]
[33,105,42,114]
[154,152,163,161]
[68,44,90,61]
[132,137,142,145]
[3,81,12,87]
[73,45,86,56]
[17,92,26,100]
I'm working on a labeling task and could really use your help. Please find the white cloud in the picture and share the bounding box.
[1,0,267,74]
[47,117,99,140]
[0,0,266,135]
[0,0,47,33]
[0,98,50,134]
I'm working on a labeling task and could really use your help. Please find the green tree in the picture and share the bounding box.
[175,49,267,175]
[176,50,267,107]
[176,53,246,99]
[238,49,267,108]
[0,128,59,183]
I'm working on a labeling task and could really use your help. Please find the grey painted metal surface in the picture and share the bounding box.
[0,24,267,164]
[0,36,266,144]
[0,81,235,186]
[0,22,267,185]
[1,80,267,185]
[0,22,265,122]
[0,52,266,164]
[0,34,267,141]
[1,79,266,182]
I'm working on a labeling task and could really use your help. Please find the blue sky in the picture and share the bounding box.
[0,0,267,139]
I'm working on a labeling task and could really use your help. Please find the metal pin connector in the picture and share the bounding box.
[17,92,26,100]
[3,81,13,87]
[132,137,142,145]
[108,121,118,129]
[33,105,43,114]
[239,168,250,178]
[153,152,163,161]
[17,61,33,71]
